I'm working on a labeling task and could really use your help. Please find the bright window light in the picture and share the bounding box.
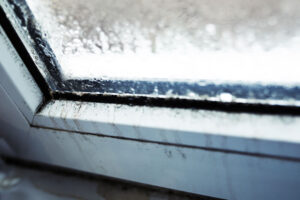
[26,0,300,84]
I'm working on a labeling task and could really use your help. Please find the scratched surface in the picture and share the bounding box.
[33,100,300,159]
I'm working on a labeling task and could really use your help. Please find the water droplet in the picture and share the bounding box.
[205,24,216,35]
[219,93,233,102]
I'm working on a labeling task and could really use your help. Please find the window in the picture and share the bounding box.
[2,1,300,199]
[3,0,300,108]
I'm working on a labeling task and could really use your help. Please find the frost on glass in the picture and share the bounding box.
[26,0,300,84]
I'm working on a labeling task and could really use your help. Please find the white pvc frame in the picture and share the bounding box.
[1,23,300,200]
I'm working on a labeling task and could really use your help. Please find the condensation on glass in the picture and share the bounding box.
[26,0,300,84]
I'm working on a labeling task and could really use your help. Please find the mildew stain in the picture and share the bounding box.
[164,149,173,158]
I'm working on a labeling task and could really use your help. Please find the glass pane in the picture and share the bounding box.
[26,0,300,83]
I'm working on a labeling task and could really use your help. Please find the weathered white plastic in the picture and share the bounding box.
[1,15,300,200]
[0,26,42,122]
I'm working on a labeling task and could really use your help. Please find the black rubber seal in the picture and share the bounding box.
[0,5,52,102]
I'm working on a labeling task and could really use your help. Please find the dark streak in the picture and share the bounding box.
[53,92,300,115]
[30,124,300,163]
